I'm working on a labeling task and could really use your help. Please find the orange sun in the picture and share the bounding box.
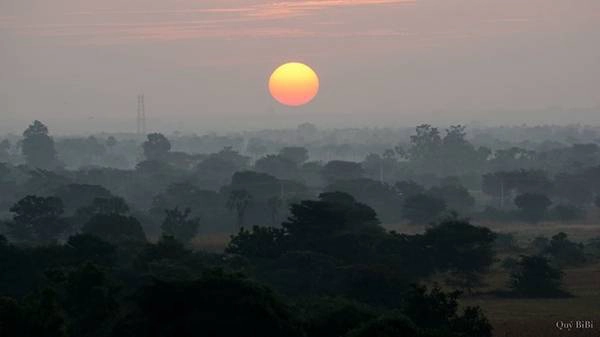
[269,62,319,107]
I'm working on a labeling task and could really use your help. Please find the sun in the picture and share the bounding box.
[269,62,319,107]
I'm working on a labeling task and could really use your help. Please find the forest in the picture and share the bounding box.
[2,120,600,337]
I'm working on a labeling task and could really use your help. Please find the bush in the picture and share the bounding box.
[510,255,567,297]
[544,232,586,267]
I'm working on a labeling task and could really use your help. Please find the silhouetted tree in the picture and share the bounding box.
[429,183,475,215]
[115,272,302,337]
[0,139,10,162]
[404,285,492,337]
[21,120,59,169]
[402,194,446,224]
[226,225,287,258]
[394,181,425,199]
[254,155,298,179]
[66,234,117,267]
[514,193,551,223]
[423,217,496,291]
[53,184,113,215]
[226,190,252,230]
[544,232,586,267]
[279,146,309,165]
[510,255,566,297]
[62,263,120,337]
[298,297,376,337]
[160,207,201,245]
[321,161,364,183]
[6,195,69,244]
[105,136,117,151]
[143,133,171,161]
[82,214,146,245]
[0,289,66,337]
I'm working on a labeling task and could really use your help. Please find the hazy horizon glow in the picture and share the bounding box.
[1,0,599,134]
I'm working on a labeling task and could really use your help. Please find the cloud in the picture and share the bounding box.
[4,0,415,42]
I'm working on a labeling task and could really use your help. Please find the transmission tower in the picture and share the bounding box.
[136,94,147,137]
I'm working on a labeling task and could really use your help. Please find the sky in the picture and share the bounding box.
[1,0,600,134]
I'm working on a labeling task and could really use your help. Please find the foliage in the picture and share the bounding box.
[514,193,551,223]
[21,120,59,169]
[321,161,364,183]
[402,194,446,224]
[142,133,171,161]
[160,207,201,244]
[82,214,146,245]
[509,255,566,297]
[404,285,492,337]
[6,195,69,244]
[226,189,252,230]
[117,271,302,337]
[544,232,586,267]
[296,297,377,337]
[423,217,496,276]
[226,225,287,258]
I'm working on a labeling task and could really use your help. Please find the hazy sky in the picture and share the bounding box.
[1,0,599,134]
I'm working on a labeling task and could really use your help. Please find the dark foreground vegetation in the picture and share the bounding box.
[2,121,600,336]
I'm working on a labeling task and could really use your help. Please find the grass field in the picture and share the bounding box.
[462,222,600,337]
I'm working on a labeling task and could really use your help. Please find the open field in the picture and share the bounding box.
[462,262,600,337]
[461,222,600,337]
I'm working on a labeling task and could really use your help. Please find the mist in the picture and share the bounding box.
[2,0,600,134]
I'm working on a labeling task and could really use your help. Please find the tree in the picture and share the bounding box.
[160,207,201,245]
[76,197,130,218]
[325,178,403,223]
[423,217,496,291]
[7,195,69,244]
[402,194,446,224]
[510,255,566,297]
[394,181,425,199]
[53,184,113,215]
[514,193,551,223]
[82,214,146,245]
[115,272,302,337]
[266,196,284,226]
[428,183,475,214]
[142,133,171,161]
[279,146,309,165]
[66,234,117,267]
[298,297,376,337]
[62,263,120,337]
[254,155,298,180]
[281,192,383,259]
[544,232,586,267]
[404,285,492,337]
[105,136,117,150]
[226,190,252,230]
[21,120,59,169]
[226,225,287,258]
[402,124,442,162]
[321,161,364,184]
[0,139,10,161]
[0,290,66,337]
